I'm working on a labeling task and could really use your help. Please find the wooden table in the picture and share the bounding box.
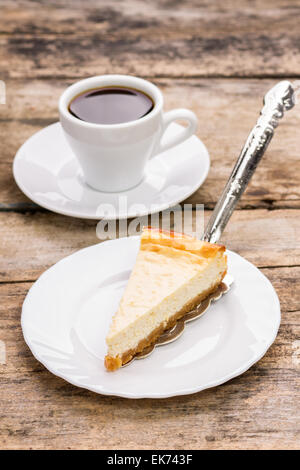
[0,0,299,450]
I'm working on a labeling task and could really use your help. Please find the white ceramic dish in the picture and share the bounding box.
[13,122,210,220]
[21,236,281,399]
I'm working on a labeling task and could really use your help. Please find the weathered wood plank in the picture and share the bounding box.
[1,79,300,209]
[3,0,300,36]
[1,0,300,78]
[0,280,298,450]
[0,209,300,283]
[218,209,300,268]
[0,212,98,283]
[261,267,300,312]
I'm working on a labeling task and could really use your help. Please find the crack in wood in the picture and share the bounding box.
[260,264,300,270]
[0,280,35,285]
[1,202,300,214]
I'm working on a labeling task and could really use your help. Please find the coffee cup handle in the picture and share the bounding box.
[152,109,198,157]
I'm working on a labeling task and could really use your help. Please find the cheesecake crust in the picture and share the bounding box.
[105,271,226,371]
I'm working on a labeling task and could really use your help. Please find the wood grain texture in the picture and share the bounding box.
[2,0,300,78]
[0,280,299,450]
[1,209,300,282]
[2,78,300,210]
[1,0,300,451]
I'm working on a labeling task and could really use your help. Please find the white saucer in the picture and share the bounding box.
[21,236,281,399]
[13,122,210,220]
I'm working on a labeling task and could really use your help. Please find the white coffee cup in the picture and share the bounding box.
[59,75,198,192]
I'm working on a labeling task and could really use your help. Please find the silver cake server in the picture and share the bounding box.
[203,80,295,243]
[123,80,296,366]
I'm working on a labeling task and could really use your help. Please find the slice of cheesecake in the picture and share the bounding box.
[105,227,227,371]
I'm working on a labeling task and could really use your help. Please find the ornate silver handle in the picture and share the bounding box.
[203,80,296,243]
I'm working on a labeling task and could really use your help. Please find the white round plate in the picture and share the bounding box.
[21,236,281,399]
[13,122,210,220]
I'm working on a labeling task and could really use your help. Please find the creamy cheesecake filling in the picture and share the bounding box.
[106,252,226,358]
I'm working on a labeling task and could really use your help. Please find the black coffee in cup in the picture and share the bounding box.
[68,86,154,125]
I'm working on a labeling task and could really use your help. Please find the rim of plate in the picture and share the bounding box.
[13,122,210,220]
[21,240,281,399]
